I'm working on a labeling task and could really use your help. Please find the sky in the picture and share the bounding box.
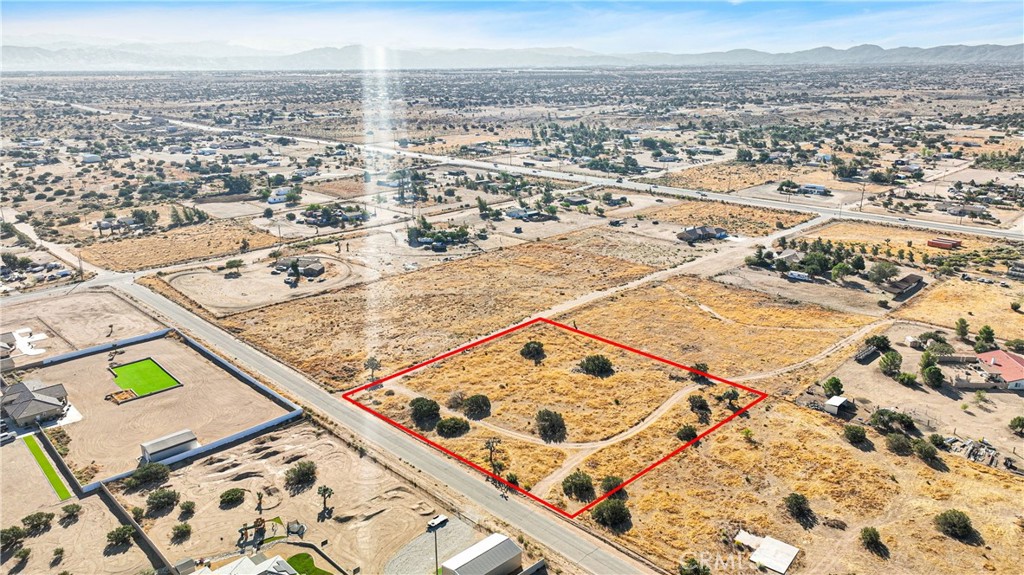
[4,1,1023,54]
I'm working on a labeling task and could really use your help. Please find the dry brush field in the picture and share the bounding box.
[641,199,815,237]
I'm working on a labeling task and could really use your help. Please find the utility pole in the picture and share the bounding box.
[433,528,439,575]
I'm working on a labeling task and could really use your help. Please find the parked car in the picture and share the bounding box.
[427,515,448,529]
[0,432,16,445]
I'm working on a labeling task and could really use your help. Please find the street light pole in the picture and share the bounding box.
[433,528,439,575]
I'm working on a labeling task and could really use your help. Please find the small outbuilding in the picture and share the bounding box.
[824,396,849,415]
[736,530,800,574]
[141,429,199,463]
[441,533,522,575]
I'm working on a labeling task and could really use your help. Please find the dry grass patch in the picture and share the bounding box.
[895,279,1024,340]
[641,199,813,237]
[604,400,1024,575]
[79,220,277,271]
[798,220,1012,261]
[547,227,701,269]
[646,162,815,193]
[558,275,875,380]
[223,243,654,388]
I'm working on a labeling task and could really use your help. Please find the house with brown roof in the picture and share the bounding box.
[1,380,68,426]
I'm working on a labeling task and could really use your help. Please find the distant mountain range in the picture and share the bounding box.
[3,42,1021,71]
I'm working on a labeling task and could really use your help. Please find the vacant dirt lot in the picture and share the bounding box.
[79,220,279,271]
[223,242,655,388]
[716,265,895,317]
[594,400,1024,575]
[113,423,440,574]
[644,161,817,193]
[1,290,163,358]
[26,336,288,478]
[557,275,876,385]
[641,199,814,237]
[163,256,378,317]
[0,440,155,575]
[895,277,1024,341]
[546,226,705,269]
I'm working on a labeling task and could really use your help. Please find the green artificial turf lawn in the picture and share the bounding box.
[112,358,180,396]
[23,435,72,500]
[286,553,333,575]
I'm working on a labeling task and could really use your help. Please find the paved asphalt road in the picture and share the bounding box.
[115,282,648,574]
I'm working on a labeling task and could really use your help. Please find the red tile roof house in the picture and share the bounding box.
[977,350,1024,390]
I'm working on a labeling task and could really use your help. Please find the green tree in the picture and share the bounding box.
[179,501,195,518]
[954,318,970,340]
[679,558,711,575]
[831,262,854,283]
[591,498,631,528]
[124,463,169,489]
[600,476,625,498]
[913,439,939,462]
[823,376,843,398]
[919,351,937,371]
[146,489,180,511]
[784,492,811,519]
[843,425,867,444]
[61,504,82,519]
[896,372,918,386]
[225,259,244,270]
[20,512,54,534]
[676,425,698,442]
[865,335,891,351]
[578,354,614,377]
[106,525,134,547]
[689,362,709,382]
[867,261,899,284]
[410,397,440,428]
[219,488,245,507]
[0,526,27,550]
[263,207,273,218]
[879,351,903,377]
[977,325,996,345]
[922,365,944,388]
[562,470,594,500]
[520,341,545,363]
[721,388,740,407]
[463,394,491,420]
[536,409,566,442]
[171,523,192,542]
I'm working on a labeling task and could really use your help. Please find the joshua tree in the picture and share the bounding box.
[364,357,381,380]
[317,485,334,511]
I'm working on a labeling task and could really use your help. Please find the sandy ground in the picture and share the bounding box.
[79,220,279,271]
[894,277,1024,341]
[641,199,814,237]
[163,256,378,317]
[0,441,155,575]
[547,226,706,269]
[644,161,817,193]
[594,399,1024,575]
[384,515,482,575]
[222,242,655,389]
[114,424,441,575]
[1,290,163,356]
[24,336,289,479]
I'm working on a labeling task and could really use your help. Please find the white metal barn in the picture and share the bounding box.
[441,533,522,575]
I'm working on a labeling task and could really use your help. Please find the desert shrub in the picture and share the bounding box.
[131,507,145,522]
[435,417,470,438]
[928,434,946,449]
[843,425,867,444]
[886,433,913,455]
[285,460,318,487]
[536,409,567,442]
[21,512,54,533]
[463,394,491,419]
[179,501,196,517]
[688,395,710,413]
[934,509,973,539]
[124,463,169,489]
[784,492,811,519]
[676,425,698,442]
[146,488,180,511]
[409,397,440,428]
[679,558,711,575]
[106,525,134,546]
[591,498,631,528]
[578,354,614,377]
[446,391,465,410]
[860,526,883,552]
[171,522,192,541]
[520,341,545,363]
[870,408,915,432]
[913,439,939,462]
[14,547,30,562]
[922,365,944,388]
[896,372,918,386]
[562,470,594,501]
[865,335,891,351]
[219,488,245,508]
[505,473,519,486]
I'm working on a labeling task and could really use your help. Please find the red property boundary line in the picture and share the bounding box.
[342,317,769,519]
